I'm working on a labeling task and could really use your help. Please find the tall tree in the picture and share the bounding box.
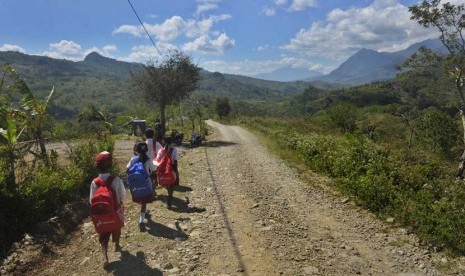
[408,0,465,178]
[417,108,460,154]
[0,64,31,190]
[21,86,55,158]
[131,50,200,136]
[327,102,357,133]
[216,97,231,120]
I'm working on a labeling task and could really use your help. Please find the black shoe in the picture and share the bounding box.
[139,222,146,232]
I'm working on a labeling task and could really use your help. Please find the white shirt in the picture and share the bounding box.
[146,138,163,160]
[154,146,178,166]
[126,155,157,175]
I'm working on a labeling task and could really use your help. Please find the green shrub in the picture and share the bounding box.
[417,108,460,154]
[0,135,116,258]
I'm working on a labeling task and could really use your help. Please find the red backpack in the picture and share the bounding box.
[156,148,177,187]
[90,176,123,234]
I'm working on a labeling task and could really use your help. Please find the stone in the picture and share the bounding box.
[302,266,319,275]
[386,217,395,223]
[162,262,174,270]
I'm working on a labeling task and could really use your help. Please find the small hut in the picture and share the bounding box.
[132,120,147,136]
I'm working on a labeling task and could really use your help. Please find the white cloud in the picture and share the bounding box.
[113,14,231,42]
[257,45,269,52]
[103,45,117,53]
[281,0,437,61]
[144,16,188,42]
[274,0,288,6]
[42,40,118,61]
[112,25,144,37]
[113,13,234,56]
[196,3,219,15]
[122,44,177,63]
[183,33,234,54]
[202,56,328,76]
[289,0,317,11]
[102,45,118,56]
[43,40,84,60]
[263,7,276,16]
[0,44,25,53]
[186,14,232,38]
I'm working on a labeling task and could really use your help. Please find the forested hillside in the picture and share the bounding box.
[0,51,338,119]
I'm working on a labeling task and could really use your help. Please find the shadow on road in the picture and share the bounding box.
[172,185,193,192]
[106,250,162,276]
[145,218,189,241]
[156,194,206,214]
[204,140,237,148]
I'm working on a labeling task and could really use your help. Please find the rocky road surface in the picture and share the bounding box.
[2,120,465,275]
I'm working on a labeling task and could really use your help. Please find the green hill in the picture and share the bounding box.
[0,51,339,119]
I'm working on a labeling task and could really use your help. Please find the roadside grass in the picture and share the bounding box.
[238,116,465,257]
[241,121,339,193]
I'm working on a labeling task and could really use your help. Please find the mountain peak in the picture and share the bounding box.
[84,52,106,62]
[354,48,378,56]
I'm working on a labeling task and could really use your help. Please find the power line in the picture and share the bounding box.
[126,0,164,58]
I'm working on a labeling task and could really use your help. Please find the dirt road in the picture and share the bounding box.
[3,120,464,275]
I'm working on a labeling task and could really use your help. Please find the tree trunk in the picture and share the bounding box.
[179,102,184,127]
[456,109,465,179]
[160,104,166,137]
[6,149,15,192]
[37,128,47,157]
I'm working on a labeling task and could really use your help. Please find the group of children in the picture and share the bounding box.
[88,127,179,268]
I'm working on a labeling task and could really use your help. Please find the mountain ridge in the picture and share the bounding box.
[0,51,329,119]
[311,38,445,85]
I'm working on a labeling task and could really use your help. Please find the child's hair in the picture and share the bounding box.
[163,135,173,151]
[135,142,149,163]
[145,128,154,139]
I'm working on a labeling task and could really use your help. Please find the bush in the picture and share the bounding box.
[417,108,460,154]
[0,135,116,259]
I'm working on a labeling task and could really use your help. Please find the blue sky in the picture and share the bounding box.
[0,0,463,76]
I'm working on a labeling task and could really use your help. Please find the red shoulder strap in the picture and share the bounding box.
[93,177,105,187]
[94,176,115,188]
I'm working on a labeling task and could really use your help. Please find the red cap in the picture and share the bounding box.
[96,151,112,169]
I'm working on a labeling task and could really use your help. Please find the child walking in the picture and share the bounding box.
[145,128,163,196]
[127,142,156,231]
[154,135,179,208]
[89,151,126,268]
[145,128,163,161]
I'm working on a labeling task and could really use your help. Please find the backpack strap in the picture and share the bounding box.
[94,176,115,187]
[166,147,174,158]
[93,177,103,187]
